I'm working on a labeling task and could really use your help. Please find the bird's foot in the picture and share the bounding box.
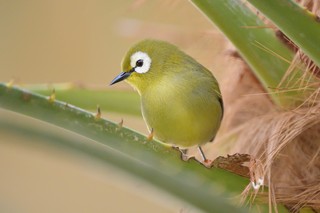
[172,146,189,161]
[202,159,212,167]
[198,146,212,167]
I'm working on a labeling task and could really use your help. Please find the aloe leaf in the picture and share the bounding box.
[0,83,252,213]
[25,83,141,116]
[247,0,320,68]
[191,0,302,107]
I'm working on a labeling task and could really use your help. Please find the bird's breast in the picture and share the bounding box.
[140,79,222,147]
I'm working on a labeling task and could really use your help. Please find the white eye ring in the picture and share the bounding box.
[130,51,152,74]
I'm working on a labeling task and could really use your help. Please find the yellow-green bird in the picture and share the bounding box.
[110,39,223,162]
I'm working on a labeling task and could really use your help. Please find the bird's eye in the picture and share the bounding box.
[136,59,144,67]
[130,51,151,74]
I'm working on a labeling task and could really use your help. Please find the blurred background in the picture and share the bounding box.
[1,0,227,84]
[0,0,228,212]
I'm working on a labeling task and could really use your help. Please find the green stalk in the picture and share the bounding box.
[0,83,250,213]
[25,83,141,116]
[191,0,300,107]
[247,0,320,67]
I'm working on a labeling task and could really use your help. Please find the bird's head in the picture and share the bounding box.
[110,39,183,94]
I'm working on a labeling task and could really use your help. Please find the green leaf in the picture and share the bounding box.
[25,83,141,116]
[0,83,251,213]
[246,0,320,68]
[191,0,304,107]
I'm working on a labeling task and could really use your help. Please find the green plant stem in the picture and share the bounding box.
[25,83,141,116]
[0,83,250,213]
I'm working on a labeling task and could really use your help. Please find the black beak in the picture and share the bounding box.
[110,70,133,85]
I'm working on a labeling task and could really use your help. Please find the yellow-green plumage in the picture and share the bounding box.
[111,39,223,149]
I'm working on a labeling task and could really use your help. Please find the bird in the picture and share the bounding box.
[110,39,223,162]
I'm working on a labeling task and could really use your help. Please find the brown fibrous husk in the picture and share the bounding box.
[212,1,320,209]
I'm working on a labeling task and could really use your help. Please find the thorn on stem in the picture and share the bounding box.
[118,118,123,128]
[147,128,154,141]
[6,80,14,89]
[48,88,56,103]
[95,105,101,120]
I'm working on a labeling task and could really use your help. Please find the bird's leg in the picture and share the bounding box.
[179,148,188,156]
[198,146,209,163]
[172,146,188,161]
[179,148,189,161]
